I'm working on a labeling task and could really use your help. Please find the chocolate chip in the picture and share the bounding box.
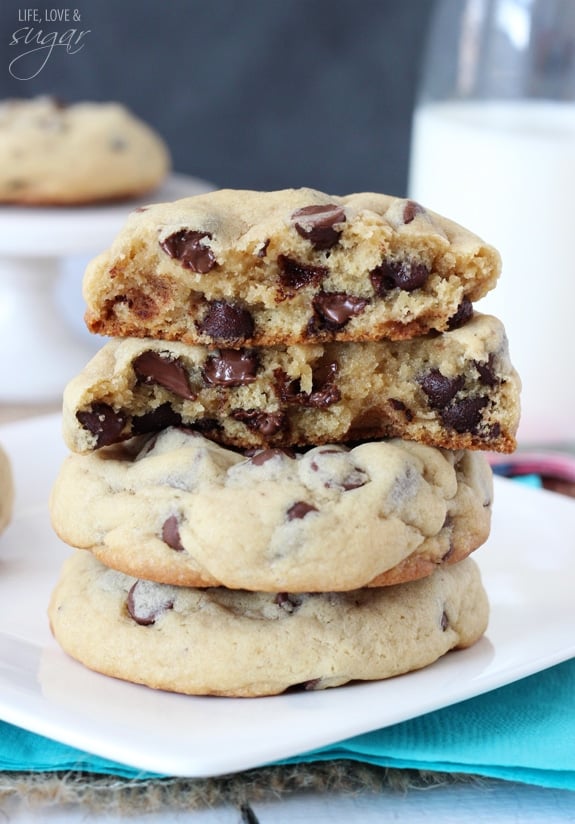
[133,351,195,400]
[132,403,182,434]
[160,230,216,273]
[287,501,318,520]
[441,396,488,433]
[311,292,368,330]
[389,398,414,422]
[419,370,465,409]
[191,418,221,434]
[127,580,174,626]
[339,471,369,491]
[275,592,303,613]
[310,449,343,468]
[278,361,341,408]
[197,301,254,343]
[369,260,429,294]
[203,349,258,386]
[109,136,128,151]
[403,200,425,224]
[162,515,185,552]
[76,403,126,448]
[6,178,26,190]
[440,610,449,631]
[291,204,346,250]
[277,255,328,292]
[232,410,287,437]
[475,354,498,387]
[249,448,291,466]
[446,297,473,330]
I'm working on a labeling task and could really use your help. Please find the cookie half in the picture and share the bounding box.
[48,553,489,697]
[63,313,520,455]
[0,97,170,204]
[82,187,500,345]
[50,430,493,591]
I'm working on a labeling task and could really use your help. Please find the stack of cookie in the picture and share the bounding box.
[48,188,521,697]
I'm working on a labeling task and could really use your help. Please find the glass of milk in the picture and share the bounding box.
[408,0,575,447]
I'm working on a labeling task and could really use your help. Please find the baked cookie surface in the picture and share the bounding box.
[82,187,500,345]
[48,552,489,697]
[50,429,493,591]
[0,97,170,204]
[63,313,520,455]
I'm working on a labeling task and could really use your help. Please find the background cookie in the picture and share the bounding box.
[48,552,489,697]
[62,313,521,455]
[82,187,500,345]
[50,430,493,591]
[0,96,170,204]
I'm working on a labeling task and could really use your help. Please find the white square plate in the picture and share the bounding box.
[1,414,574,778]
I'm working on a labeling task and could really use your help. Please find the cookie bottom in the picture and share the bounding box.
[48,553,489,697]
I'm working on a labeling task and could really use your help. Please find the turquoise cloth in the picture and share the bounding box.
[1,658,574,789]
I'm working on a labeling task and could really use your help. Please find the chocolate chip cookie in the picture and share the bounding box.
[0,443,13,536]
[82,187,500,345]
[0,96,170,204]
[50,428,493,591]
[48,552,489,697]
[62,313,520,454]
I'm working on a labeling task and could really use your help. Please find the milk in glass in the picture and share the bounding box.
[409,99,575,444]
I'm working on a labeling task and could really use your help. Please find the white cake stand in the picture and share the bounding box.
[0,173,214,403]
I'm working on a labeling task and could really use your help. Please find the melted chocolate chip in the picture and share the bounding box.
[287,501,318,520]
[191,418,222,434]
[132,403,182,434]
[403,200,425,224]
[419,370,465,409]
[441,395,488,433]
[475,354,498,387]
[197,301,254,343]
[312,291,368,330]
[278,361,341,408]
[277,255,328,292]
[162,515,185,551]
[369,259,429,294]
[133,351,195,400]
[203,349,258,386]
[389,398,414,422]
[127,580,174,626]
[76,403,126,447]
[291,204,346,250]
[446,297,473,330]
[160,230,216,273]
[232,409,287,437]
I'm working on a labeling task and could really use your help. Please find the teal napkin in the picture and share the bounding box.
[1,658,574,789]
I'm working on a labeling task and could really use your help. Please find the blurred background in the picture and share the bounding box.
[0,0,435,196]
